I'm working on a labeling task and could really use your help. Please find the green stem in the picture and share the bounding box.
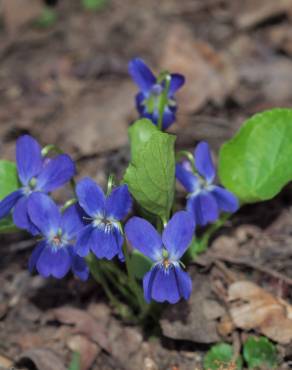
[122,243,146,312]
[100,261,137,304]
[86,254,133,319]
[41,144,63,156]
[106,174,115,195]
[158,73,171,131]
[186,213,231,261]
[61,198,77,212]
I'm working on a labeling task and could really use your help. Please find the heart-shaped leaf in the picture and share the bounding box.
[219,109,292,203]
[124,119,175,221]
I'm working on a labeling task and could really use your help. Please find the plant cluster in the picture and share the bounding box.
[0,58,292,325]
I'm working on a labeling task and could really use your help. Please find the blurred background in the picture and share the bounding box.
[2,0,292,184]
[1,1,292,369]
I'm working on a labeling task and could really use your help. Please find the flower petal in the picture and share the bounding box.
[161,107,176,130]
[194,141,215,183]
[135,92,147,116]
[0,190,22,219]
[175,164,199,193]
[128,58,156,93]
[36,154,75,192]
[67,246,89,281]
[143,264,187,304]
[90,227,123,260]
[36,245,71,279]
[105,185,132,221]
[75,225,93,257]
[125,217,163,261]
[16,135,42,185]
[168,74,185,95]
[174,265,192,300]
[187,191,219,226]
[76,177,105,217]
[162,211,195,260]
[28,241,46,272]
[61,204,86,240]
[210,186,239,213]
[27,192,61,236]
[13,195,40,235]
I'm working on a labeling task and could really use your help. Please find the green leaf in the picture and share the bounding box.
[82,0,108,11]
[0,216,18,233]
[243,336,278,369]
[124,119,176,221]
[0,160,20,233]
[129,250,152,279]
[0,160,19,200]
[34,7,58,28]
[68,352,80,370]
[204,343,242,370]
[219,109,292,203]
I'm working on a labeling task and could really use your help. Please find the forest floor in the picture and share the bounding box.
[1,1,292,369]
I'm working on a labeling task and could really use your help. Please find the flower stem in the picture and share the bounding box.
[122,243,147,312]
[61,198,77,212]
[100,260,137,305]
[86,254,134,320]
[157,73,171,131]
[186,213,231,261]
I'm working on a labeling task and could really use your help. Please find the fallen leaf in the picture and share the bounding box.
[232,0,292,29]
[17,348,66,370]
[160,271,225,343]
[0,354,13,369]
[55,82,135,156]
[2,0,43,35]
[160,24,237,114]
[67,335,100,370]
[51,306,111,352]
[228,281,292,344]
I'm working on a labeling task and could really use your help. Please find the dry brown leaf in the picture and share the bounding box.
[160,24,237,114]
[228,281,292,344]
[160,271,225,343]
[56,82,135,156]
[67,335,100,370]
[232,0,292,29]
[51,306,111,352]
[17,348,66,370]
[2,0,43,35]
[0,354,13,369]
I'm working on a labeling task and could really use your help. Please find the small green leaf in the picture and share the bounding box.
[82,0,108,11]
[243,336,278,369]
[0,160,20,233]
[0,216,18,233]
[68,352,80,370]
[124,119,176,221]
[219,109,292,203]
[0,160,19,200]
[129,250,152,279]
[34,7,58,28]
[204,343,242,370]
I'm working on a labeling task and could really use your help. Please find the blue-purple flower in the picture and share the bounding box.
[28,193,88,280]
[128,58,185,130]
[176,141,239,226]
[0,135,75,233]
[125,211,195,304]
[74,178,132,261]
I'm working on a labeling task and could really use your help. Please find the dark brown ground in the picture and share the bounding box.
[1,1,292,369]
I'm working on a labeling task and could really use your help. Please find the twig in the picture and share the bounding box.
[209,253,292,286]
[7,238,35,252]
